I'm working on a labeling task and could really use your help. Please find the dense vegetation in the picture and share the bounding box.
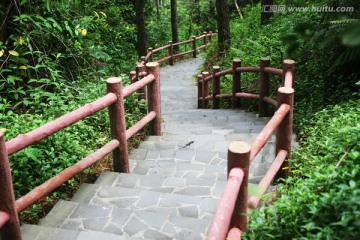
[1,0,359,236]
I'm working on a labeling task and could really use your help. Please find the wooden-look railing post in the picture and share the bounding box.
[232,59,241,109]
[146,62,161,135]
[202,71,210,109]
[259,58,270,117]
[203,31,208,49]
[228,141,251,232]
[107,78,129,173]
[276,87,294,179]
[0,131,22,240]
[192,36,197,58]
[197,74,203,109]
[129,71,136,84]
[168,41,174,65]
[212,66,220,109]
[141,56,146,64]
[209,31,213,42]
[282,59,295,87]
[136,64,147,100]
[148,48,154,62]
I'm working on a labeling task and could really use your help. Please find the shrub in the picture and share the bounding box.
[244,100,360,239]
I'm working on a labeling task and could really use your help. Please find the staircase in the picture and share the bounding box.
[21,58,287,240]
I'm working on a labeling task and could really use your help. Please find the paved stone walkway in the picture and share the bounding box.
[21,57,284,239]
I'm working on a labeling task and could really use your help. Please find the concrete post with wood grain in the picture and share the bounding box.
[282,60,295,88]
[202,71,210,109]
[232,59,242,109]
[203,31,208,49]
[276,87,294,179]
[140,56,146,64]
[228,141,250,232]
[146,62,161,136]
[197,74,203,109]
[168,41,174,65]
[129,71,136,84]
[0,131,22,240]
[212,66,220,109]
[136,63,147,100]
[107,78,129,173]
[259,58,271,117]
[148,48,154,62]
[192,36,197,58]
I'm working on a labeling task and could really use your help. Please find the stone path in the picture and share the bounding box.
[21,57,289,239]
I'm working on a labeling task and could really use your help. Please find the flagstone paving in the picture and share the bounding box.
[21,57,296,239]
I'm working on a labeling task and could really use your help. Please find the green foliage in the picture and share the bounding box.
[244,100,360,239]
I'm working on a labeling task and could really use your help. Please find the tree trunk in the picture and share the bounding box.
[216,0,230,52]
[260,0,273,26]
[135,0,147,57]
[170,0,179,52]
[155,0,160,20]
[0,0,15,42]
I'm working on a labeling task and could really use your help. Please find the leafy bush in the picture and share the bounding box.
[244,100,360,239]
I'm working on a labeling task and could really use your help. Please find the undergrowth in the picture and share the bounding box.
[244,100,360,239]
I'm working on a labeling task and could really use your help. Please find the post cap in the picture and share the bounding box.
[278,87,294,94]
[233,58,241,62]
[106,77,122,84]
[229,141,251,154]
[213,66,220,70]
[202,71,209,75]
[283,59,295,65]
[145,62,159,68]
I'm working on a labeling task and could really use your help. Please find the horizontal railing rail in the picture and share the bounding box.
[138,31,216,67]
[206,58,295,239]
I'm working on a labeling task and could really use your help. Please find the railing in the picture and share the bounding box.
[0,63,161,239]
[129,31,216,88]
[0,32,216,240]
[206,58,295,239]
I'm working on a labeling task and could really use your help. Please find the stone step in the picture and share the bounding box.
[40,200,209,239]
[21,224,126,240]
[71,183,218,219]
[128,154,274,184]
[95,172,226,199]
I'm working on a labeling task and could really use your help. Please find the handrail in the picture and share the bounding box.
[206,58,295,239]
[5,93,117,155]
[250,103,290,161]
[123,74,155,97]
[138,31,216,68]
[236,66,260,73]
[15,139,120,213]
[264,67,283,75]
[0,211,10,229]
[207,167,245,240]
[248,149,288,209]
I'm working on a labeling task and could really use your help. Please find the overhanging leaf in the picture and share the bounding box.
[9,50,19,57]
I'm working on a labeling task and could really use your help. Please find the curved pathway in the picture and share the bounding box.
[21,58,277,240]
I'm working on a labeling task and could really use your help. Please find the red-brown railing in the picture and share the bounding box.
[0,32,217,239]
[205,58,295,239]
[0,63,161,240]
